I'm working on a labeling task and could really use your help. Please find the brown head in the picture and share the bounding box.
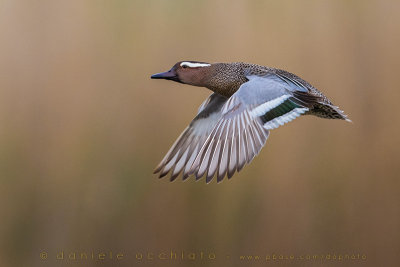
[151,61,249,97]
[151,61,213,87]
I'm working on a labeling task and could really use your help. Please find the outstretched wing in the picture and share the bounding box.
[155,74,312,183]
[154,93,228,181]
[187,92,270,182]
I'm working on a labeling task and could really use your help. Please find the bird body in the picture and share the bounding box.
[151,61,350,183]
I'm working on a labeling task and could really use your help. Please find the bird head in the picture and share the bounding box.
[151,61,212,86]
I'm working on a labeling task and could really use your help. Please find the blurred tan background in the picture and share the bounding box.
[0,0,399,266]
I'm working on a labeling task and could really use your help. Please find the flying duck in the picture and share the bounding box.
[151,61,350,183]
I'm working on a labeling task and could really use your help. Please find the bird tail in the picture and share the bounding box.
[307,102,351,122]
[291,91,351,122]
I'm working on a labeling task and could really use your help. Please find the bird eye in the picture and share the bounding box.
[182,65,188,69]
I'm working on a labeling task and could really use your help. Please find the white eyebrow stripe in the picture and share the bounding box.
[180,62,211,68]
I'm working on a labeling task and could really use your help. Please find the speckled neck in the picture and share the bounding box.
[204,62,269,97]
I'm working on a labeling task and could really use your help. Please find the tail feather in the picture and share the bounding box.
[291,91,351,122]
[307,102,351,122]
